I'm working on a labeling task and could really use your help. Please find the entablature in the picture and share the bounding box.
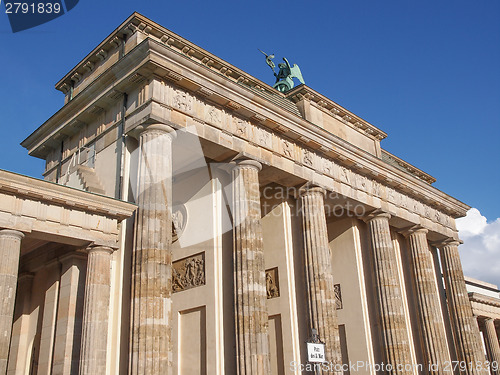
[23,15,469,237]
[0,169,136,249]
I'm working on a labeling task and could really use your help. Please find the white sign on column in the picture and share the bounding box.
[307,342,326,363]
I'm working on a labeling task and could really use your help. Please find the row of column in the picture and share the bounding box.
[365,212,489,375]
[0,228,114,375]
[228,161,489,375]
[0,122,492,375]
[480,318,500,375]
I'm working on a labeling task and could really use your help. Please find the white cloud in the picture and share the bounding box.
[456,208,500,288]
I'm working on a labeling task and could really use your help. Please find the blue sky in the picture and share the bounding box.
[1,0,499,223]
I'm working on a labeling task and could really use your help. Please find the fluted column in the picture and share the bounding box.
[365,211,413,374]
[484,319,500,375]
[404,226,452,373]
[7,272,34,374]
[439,240,488,374]
[79,246,113,375]
[232,159,270,375]
[299,186,341,372]
[130,123,176,375]
[52,253,87,375]
[0,229,24,375]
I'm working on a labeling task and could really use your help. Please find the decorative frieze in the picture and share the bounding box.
[252,113,267,123]
[197,87,213,97]
[166,71,183,82]
[303,149,314,167]
[127,73,145,84]
[173,88,193,112]
[172,253,205,293]
[156,83,456,230]
[235,119,248,137]
[106,89,123,100]
[71,72,82,83]
[109,36,121,49]
[334,284,342,310]
[265,268,280,299]
[225,100,241,110]
[281,139,293,158]
[95,49,107,61]
[207,107,223,126]
[256,127,272,149]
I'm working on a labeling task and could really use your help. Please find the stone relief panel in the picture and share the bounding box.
[266,268,280,299]
[355,174,368,192]
[334,284,342,310]
[256,127,272,149]
[281,139,294,159]
[303,149,314,167]
[400,193,409,209]
[372,181,382,197]
[320,156,333,176]
[172,88,193,113]
[235,118,248,138]
[207,106,223,127]
[424,205,432,219]
[172,203,187,242]
[340,166,351,184]
[172,253,205,293]
[387,186,396,203]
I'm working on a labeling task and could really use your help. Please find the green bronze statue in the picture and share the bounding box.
[259,49,305,92]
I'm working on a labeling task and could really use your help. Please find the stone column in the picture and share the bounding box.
[484,319,500,375]
[365,211,413,373]
[403,226,452,373]
[299,186,341,371]
[52,253,87,375]
[232,159,270,375]
[6,272,33,374]
[0,229,24,375]
[129,124,176,375]
[37,260,61,375]
[439,240,488,374]
[79,246,113,375]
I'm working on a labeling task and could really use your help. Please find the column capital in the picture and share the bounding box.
[432,238,463,249]
[363,208,391,223]
[85,245,114,255]
[58,250,87,266]
[400,224,428,237]
[0,229,24,241]
[231,157,262,171]
[17,272,35,283]
[298,185,326,198]
[131,123,177,139]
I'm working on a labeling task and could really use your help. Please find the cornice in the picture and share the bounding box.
[21,39,152,156]
[469,292,500,308]
[381,150,436,184]
[286,85,387,142]
[55,12,281,99]
[0,169,136,220]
